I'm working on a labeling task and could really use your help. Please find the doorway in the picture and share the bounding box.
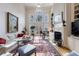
[29,9,49,35]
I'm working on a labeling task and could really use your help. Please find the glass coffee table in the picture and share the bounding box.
[18,44,36,56]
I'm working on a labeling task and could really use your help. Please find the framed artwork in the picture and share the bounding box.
[7,12,18,33]
[53,12,66,26]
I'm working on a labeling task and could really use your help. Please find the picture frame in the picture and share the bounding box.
[7,12,18,33]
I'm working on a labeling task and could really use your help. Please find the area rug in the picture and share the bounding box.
[11,36,60,56]
[31,36,61,56]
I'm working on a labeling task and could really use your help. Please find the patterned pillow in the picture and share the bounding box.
[0,38,6,44]
[17,34,24,38]
[0,35,10,43]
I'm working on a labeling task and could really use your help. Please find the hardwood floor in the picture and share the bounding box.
[49,41,71,56]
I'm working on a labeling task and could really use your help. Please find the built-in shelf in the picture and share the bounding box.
[74,4,79,19]
[75,13,79,15]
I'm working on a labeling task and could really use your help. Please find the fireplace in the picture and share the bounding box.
[54,31,62,46]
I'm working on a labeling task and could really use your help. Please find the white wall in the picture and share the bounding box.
[0,3,25,35]
[52,3,69,48]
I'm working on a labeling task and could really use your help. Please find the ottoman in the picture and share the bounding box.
[18,44,36,56]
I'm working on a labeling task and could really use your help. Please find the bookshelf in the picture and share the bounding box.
[74,4,79,19]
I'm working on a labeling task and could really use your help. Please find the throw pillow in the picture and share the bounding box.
[7,34,16,40]
[0,38,6,44]
[17,34,24,38]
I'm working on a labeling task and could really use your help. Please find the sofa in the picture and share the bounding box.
[0,33,25,53]
[0,33,18,53]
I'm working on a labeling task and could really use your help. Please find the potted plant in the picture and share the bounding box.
[30,26,35,36]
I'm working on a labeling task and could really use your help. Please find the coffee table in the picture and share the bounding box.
[18,44,36,56]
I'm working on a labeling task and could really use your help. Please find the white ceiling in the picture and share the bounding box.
[24,3,53,7]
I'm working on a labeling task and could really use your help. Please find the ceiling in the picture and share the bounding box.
[24,3,53,7]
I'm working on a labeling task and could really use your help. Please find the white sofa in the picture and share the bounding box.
[0,33,33,54]
[0,33,22,53]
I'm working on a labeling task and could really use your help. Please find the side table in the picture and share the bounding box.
[0,46,6,55]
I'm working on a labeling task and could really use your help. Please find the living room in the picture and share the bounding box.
[0,3,79,56]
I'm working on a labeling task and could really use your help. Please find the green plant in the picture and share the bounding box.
[30,26,35,29]
[30,26,35,35]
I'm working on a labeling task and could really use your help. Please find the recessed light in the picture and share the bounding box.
[37,5,40,7]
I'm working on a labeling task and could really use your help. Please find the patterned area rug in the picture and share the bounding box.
[11,36,60,56]
[31,36,60,56]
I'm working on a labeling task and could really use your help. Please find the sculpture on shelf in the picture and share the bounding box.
[61,12,66,26]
